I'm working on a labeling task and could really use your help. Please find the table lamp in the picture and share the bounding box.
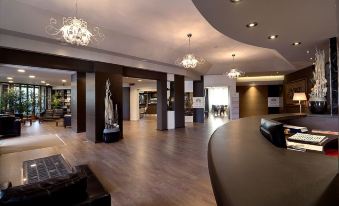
[293,92,307,113]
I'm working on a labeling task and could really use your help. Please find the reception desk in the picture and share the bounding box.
[208,114,339,206]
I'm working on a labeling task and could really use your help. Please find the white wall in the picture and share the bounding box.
[185,80,193,93]
[204,75,239,120]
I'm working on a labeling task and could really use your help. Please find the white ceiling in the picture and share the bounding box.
[0,0,308,76]
[0,64,74,86]
[192,0,337,69]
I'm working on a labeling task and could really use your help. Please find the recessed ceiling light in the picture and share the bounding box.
[292,42,301,46]
[310,57,313,60]
[306,50,310,54]
[138,79,142,82]
[230,0,241,3]
[62,79,67,83]
[17,69,26,73]
[8,80,13,83]
[7,77,13,80]
[29,75,35,78]
[46,83,50,86]
[246,22,258,28]
[268,35,278,40]
[41,81,46,84]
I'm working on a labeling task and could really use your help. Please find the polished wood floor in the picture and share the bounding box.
[0,116,229,206]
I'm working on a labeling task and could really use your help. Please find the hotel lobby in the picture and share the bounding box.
[0,0,339,205]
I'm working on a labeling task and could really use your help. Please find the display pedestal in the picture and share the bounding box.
[103,128,120,143]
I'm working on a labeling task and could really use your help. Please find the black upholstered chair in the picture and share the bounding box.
[0,116,21,138]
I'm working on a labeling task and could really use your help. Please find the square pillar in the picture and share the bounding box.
[71,72,86,133]
[174,75,185,128]
[86,71,122,142]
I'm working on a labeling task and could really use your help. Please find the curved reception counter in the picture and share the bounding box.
[208,114,339,206]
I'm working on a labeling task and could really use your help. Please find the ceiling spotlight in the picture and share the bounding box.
[7,77,13,80]
[292,42,301,46]
[268,35,278,40]
[41,81,46,84]
[17,69,26,73]
[62,79,67,83]
[246,22,258,28]
[306,50,310,54]
[138,79,142,82]
[46,83,50,86]
[310,57,313,60]
[29,75,35,78]
[8,80,13,83]
[230,0,241,3]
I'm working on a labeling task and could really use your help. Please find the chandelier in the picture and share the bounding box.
[176,33,204,69]
[46,0,104,46]
[226,54,244,79]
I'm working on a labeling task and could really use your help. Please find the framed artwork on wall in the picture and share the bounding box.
[285,79,307,105]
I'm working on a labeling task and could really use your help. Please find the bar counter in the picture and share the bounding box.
[208,113,339,206]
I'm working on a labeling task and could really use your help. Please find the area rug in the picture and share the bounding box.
[0,134,65,155]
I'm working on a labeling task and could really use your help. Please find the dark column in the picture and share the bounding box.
[123,87,130,120]
[71,72,86,133]
[174,75,185,128]
[86,63,123,143]
[193,76,204,123]
[157,79,167,130]
[330,37,338,115]
[268,85,282,114]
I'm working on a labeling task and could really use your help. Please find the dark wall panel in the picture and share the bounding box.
[283,66,314,113]
[330,37,338,114]
[174,75,185,128]
[193,77,204,123]
[71,72,86,133]
[123,87,130,120]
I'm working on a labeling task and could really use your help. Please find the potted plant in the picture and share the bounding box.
[309,50,327,114]
[51,94,62,109]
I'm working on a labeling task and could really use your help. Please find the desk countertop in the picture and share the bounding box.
[209,113,339,206]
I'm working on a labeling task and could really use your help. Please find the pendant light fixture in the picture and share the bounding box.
[226,54,244,79]
[46,0,104,46]
[176,33,204,69]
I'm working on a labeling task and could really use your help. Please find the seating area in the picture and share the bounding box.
[211,105,228,117]
[39,109,65,123]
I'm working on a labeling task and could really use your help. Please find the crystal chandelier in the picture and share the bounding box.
[226,54,244,79]
[176,34,204,69]
[46,0,104,46]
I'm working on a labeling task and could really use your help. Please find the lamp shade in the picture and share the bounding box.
[293,92,307,101]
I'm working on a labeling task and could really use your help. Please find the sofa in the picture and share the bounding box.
[0,165,111,206]
[39,109,65,123]
[260,118,286,148]
[0,115,21,138]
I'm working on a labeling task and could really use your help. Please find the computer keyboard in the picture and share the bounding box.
[287,133,327,145]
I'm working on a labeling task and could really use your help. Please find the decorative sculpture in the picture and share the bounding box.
[309,50,327,113]
[103,79,120,143]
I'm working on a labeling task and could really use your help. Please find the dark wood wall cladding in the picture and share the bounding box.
[283,65,314,113]
[0,47,92,72]
[193,77,204,123]
[236,86,268,118]
[122,87,130,120]
[174,75,185,128]
[329,37,338,114]
[71,72,86,133]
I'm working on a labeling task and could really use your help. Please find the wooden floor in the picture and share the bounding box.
[0,116,229,206]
